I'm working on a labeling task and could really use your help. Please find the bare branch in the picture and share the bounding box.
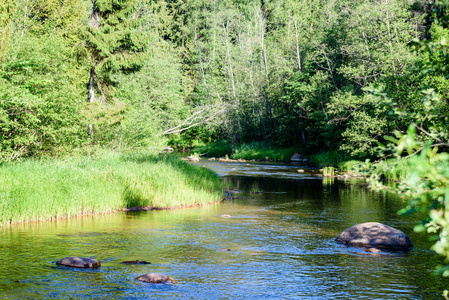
[159,104,227,136]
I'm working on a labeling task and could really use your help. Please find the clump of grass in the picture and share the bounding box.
[338,160,370,177]
[371,157,415,181]
[0,152,223,226]
[322,166,336,177]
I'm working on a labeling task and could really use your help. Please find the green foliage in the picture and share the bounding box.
[116,41,189,148]
[80,0,153,145]
[0,34,85,160]
[338,160,369,177]
[367,1,449,294]
[194,140,300,161]
[309,150,352,167]
[0,0,14,62]
[83,0,149,85]
[193,140,233,158]
[11,0,86,41]
[0,0,432,159]
[231,142,299,161]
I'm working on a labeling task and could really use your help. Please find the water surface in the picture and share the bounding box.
[0,160,447,299]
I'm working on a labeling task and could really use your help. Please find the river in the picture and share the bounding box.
[0,159,447,299]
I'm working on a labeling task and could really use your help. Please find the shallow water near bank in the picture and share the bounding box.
[0,159,448,299]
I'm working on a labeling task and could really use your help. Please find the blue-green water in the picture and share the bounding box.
[0,160,447,299]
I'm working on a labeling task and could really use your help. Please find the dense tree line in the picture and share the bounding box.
[0,0,447,160]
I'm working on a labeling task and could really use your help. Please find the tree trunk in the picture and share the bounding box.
[87,0,98,140]
[87,66,95,138]
[293,17,302,72]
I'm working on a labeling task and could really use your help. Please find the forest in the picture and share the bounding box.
[0,0,446,161]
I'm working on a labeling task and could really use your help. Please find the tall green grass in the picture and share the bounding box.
[371,157,415,181]
[322,166,336,177]
[193,140,233,158]
[309,150,352,167]
[0,152,223,226]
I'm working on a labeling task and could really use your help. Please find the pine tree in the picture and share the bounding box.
[82,0,151,137]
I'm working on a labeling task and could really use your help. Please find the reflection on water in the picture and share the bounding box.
[0,160,447,299]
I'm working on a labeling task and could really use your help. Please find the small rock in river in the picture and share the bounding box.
[335,222,413,252]
[220,214,231,218]
[121,260,151,265]
[291,153,303,162]
[56,257,101,269]
[215,248,232,251]
[136,273,175,284]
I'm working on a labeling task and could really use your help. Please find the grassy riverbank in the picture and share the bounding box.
[0,152,223,226]
[193,141,300,161]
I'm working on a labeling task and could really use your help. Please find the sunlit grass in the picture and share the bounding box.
[231,141,299,161]
[322,166,335,177]
[0,152,223,226]
[372,157,416,181]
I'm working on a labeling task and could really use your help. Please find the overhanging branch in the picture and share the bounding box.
[159,104,227,136]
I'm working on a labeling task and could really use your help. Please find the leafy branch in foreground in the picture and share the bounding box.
[367,1,449,295]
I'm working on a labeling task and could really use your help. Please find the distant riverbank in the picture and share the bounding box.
[0,152,223,227]
[191,140,414,181]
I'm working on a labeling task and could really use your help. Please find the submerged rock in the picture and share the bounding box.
[163,146,174,152]
[183,155,200,162]
[56,257,101,268]
[336,222,413,252]
[121,260,151,265]
[136,273,175,284]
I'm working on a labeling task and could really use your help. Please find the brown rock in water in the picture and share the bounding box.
[121,260,151,265]
[336,222,413,252]
[136,273,175,284]
[56,257,101,268]
[184,155,199,162]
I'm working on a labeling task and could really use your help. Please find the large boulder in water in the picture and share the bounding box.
[56,257,101,268]
[335,222,413,251]
[291,153,303,162]
[136,273,175,284]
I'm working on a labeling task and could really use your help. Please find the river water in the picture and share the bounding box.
[0,160,447,299]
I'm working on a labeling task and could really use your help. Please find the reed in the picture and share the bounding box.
[0,152,223,226]
[322,166,336,177]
